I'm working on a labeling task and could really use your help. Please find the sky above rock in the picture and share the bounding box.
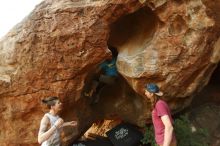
[0,0,43,38]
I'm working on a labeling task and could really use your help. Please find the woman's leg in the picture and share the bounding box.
[84,81,98,97]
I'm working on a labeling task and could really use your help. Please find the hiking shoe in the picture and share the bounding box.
[84,92,90,97]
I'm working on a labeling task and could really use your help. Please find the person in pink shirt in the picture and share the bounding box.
[144,83,177,146]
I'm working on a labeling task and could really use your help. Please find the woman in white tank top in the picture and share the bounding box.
[38,96,77,146]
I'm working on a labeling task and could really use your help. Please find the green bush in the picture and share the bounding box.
[141,125,157,146]
[141,115,210,146]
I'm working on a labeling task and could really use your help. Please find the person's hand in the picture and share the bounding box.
[54,118,64,128]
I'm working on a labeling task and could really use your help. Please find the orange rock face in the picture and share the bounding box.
[0,0,219,145]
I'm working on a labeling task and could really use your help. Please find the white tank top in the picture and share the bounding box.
[41,113,61,146]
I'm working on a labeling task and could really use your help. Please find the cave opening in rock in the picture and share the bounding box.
[82,6,159,106]
[108,6,158,57]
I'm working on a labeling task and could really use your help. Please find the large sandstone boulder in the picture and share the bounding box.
[0,0,219,145]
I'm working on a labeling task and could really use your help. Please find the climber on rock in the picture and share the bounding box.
[84,47,118,104]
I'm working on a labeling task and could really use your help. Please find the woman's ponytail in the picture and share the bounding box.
[41,96,59,108]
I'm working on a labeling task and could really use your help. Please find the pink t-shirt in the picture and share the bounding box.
[152,99,176,145]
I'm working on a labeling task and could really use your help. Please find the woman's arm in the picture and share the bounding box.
[38,116,63,144]
[161,115,173,146]
[61,121,77,128]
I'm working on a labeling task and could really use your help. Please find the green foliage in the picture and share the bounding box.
[141,125,157,146]
[174,115,209,146]
[141,115,210,146]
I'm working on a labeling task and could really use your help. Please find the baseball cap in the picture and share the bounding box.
[145,83,163,96]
